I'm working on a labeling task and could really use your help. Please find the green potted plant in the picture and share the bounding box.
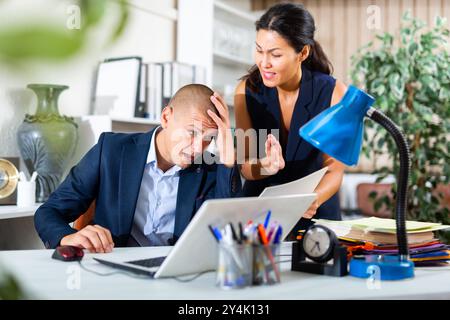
[350,12,450,234]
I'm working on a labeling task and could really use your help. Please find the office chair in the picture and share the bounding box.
[73,200,96,230]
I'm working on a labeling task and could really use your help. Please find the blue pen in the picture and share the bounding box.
[208,226,222,242]
[273,226,283,244]
[214,228,223,242]
[208,225,218,242]
[264,210,271,229]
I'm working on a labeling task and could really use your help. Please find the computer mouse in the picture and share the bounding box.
[52,245,84,262]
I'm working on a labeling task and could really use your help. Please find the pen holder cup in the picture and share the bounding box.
[216,243,253,289]
[252,243,281,285]
[16,180,36,207]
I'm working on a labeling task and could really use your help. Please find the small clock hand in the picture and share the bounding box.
[313,241,320,253]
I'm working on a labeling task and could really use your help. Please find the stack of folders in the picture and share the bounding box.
[297,217,450,267]
[143,61,207,121]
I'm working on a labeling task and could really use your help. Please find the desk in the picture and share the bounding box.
[1,243,449,300]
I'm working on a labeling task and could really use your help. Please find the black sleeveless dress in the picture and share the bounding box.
[243,65,341,231]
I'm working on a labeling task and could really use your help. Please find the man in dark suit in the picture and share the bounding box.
[35,84,241,252]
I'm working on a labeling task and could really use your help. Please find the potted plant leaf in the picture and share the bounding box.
[350,11,450,240]
[0,268,26,300]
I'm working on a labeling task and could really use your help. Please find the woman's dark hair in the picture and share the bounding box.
[242,2,333,91]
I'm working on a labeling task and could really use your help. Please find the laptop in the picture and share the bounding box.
[94,194,316,278]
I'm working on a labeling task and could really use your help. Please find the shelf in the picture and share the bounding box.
[214,1,257,23]
[111,117,160,126]
[0,204,42,220]
[213,51,254,68]
[178,0,255,88]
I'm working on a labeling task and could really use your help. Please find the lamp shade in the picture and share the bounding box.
[299,85,375,166]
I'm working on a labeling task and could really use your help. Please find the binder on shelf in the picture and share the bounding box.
[161,61,197,106]
[162,62,172,107]
[173,62,197,92]
[136,62,147,118]
[146,62,163,121]
[142,61,205,122]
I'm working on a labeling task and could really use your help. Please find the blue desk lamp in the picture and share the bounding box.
[299,85,414,280]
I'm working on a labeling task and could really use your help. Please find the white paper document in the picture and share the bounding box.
[258,167,328,198]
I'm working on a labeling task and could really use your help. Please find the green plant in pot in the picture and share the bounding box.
[17,84,78,202]
[350,12,450,240]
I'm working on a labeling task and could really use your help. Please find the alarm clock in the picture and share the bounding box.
[292,224,348,277]
[302,224,338,263]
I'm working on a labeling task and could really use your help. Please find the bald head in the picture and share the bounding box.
[168,84,219,117]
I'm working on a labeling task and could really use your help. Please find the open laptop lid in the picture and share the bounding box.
[155,194,316,278]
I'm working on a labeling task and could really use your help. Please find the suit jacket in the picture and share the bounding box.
[34,128,242,249]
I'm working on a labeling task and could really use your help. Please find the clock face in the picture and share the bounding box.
[303,226,332,259]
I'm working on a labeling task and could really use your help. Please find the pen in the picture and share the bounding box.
[238,222,248,243]
[228,222,239,243]
[223,225,245,271]
[223,224,233,244]
[273,226,283,244]
[263,210,271,229]
[257,224,269,245]
[208,225,219,242]
[258,224,280,282]
[213,226,223,242]
[267,225,276,243]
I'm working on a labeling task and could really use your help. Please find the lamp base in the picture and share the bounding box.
[349,255,415,280]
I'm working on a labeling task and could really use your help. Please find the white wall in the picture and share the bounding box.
[0,0,176,160]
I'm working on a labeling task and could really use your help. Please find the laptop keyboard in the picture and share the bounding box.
[126,256,166,268]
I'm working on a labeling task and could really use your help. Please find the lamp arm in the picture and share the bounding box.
[366,107,411,259]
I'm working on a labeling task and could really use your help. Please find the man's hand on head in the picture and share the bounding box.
[208,92,235,168]
[60,225,114,253]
